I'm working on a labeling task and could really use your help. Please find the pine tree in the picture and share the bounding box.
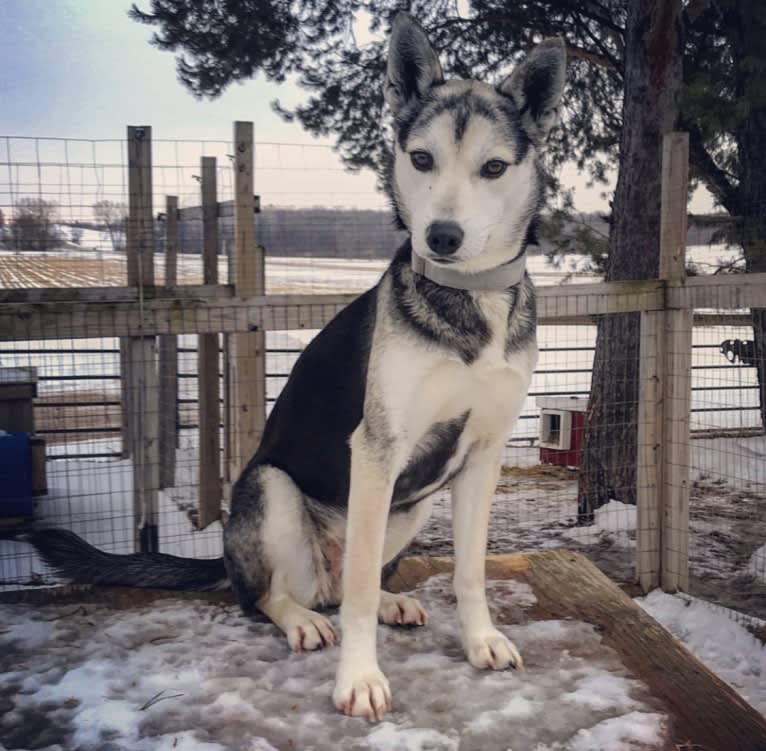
[131,1,766,510]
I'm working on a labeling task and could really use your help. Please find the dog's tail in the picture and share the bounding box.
[10,528,228,591]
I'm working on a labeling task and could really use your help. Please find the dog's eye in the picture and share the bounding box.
[480,159,508,179]
[410,150,434,172]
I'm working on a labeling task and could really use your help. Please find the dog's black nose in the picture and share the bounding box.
[426,221,464,256]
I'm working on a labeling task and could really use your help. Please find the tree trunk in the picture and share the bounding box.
[577,0,683,522]
[734,0,766,430]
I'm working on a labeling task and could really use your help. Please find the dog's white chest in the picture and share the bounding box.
[378,294,536,451]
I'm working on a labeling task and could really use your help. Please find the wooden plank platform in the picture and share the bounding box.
[2,550,764,750]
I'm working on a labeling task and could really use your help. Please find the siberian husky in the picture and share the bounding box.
[19,13,565,721]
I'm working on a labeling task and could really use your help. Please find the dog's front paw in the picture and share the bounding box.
[464,629,523,671]
[333,666,392,721]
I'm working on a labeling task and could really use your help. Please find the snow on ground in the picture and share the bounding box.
[636,590,766,715]
[0,576,670,751]
[560,501,636,547]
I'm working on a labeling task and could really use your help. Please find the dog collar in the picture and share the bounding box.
[411,247,531,291]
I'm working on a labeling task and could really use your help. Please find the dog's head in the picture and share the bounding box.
[386,13,566,273]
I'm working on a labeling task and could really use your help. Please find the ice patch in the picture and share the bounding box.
[367,723,458,751]
[569,711,667,751]
[1,618,51,648]
[562,669,640,712]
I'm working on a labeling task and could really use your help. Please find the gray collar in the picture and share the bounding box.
[411,247,531,291]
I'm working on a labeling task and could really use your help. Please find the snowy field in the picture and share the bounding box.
[0,236,749,289]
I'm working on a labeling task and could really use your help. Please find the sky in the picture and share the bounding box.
[0,0,713,213]
[0,0,314,142]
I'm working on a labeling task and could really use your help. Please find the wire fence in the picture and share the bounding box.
[0,129,765,631]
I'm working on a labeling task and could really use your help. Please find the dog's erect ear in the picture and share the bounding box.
[499,38,566,143]
[385,12,444,115]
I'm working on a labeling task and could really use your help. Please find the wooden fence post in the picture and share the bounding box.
[660,132,691,592]
[636,132,691,592]
[197,157,222,527]
[119,342,131,459]
[126,124,160,553]
[637,309,663,591]
[158,195,178,489]
[228,121,266,485]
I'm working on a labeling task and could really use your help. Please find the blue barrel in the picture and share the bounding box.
[0,431,33,517]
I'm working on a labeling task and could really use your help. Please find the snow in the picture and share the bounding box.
[560,500,636,547]
[567,712,667,751]
[0,576,670,751]
[637,589,766,714]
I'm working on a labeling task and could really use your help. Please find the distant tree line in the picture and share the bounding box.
[0,199,128,252]
[176,204,407,259]
[175,203,732,261]
[0,198,61,251]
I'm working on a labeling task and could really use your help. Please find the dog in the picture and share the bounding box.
[720,338,756,366]
[17,13,565,721]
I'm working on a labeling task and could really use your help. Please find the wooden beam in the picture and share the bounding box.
[126,126,155,288]
[636,310,662,591]
[125,125,159,554]
[537,279,665,318]
[0,284,234,305]
[1,274,764,344]
[667,272,766,310]
[0,280,665,343]
[228,121,266,483]
[658,132,691,593]
[158,195,179,490]
[119,340,132,459]
[0,292,354,341]
[2,273,763,314]
[662,309,692,592]
[197,157,222,528]
[659,132,689,282]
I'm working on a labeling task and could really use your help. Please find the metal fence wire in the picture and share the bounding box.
[0,129,764,630]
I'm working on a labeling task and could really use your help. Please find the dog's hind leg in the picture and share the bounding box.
[225,465,339,651]
[377,499,432,626]
[257,576,337,652]
[378,590,427,626]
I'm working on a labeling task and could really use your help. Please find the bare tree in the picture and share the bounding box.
[93,200,128,251]
[11,198,60,251]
